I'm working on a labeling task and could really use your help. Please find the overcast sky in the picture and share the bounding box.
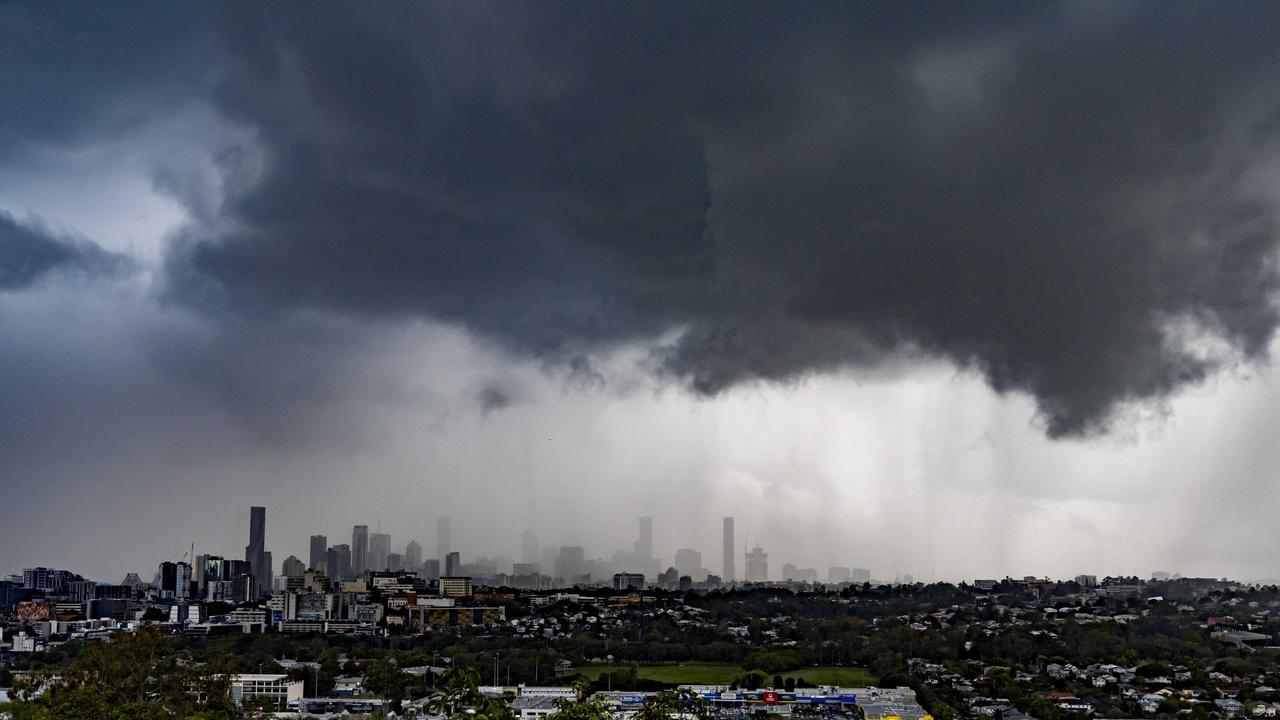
[3,2,1280,584]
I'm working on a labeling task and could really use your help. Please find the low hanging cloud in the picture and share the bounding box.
[139,3,1280,436]
[0,211,130,290]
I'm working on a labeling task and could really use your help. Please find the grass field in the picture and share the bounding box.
[578,663,876,687]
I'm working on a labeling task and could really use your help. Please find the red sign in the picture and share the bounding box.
[762,692,779,705]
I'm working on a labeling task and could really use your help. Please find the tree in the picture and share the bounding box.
[364,658,409,707]
[5,627,236,720]
[426,667,515,720]
[549,695,614,720]
[634,689,711,720]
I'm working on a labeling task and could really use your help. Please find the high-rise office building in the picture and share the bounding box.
[675,548,702,579]
[436,516,452,567]
[745,544,768,582]
[159,562,177,596]
[404,540,423,571]
[422,558,440,580]
[556,545,585,583]
[635,516,653,559]
[282,555,305,578]
[352,525,369,576]
[244,506,271,599]
[722,517,735,581]
[369,532,391,571]
[332,543,353,576]
[521,530,540,565]
[175,561,191,601]
[327,544,352,580]
[309,535,327,572]
[445,551,461,577]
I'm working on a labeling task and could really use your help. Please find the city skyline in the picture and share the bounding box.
[0,504,1228,589]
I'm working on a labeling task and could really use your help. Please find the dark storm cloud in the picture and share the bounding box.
[0,211,129,290]
[158,2,1280,436]
[476,386,512,417]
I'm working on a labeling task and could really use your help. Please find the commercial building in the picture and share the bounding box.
[244,506,272,601]
[309,535,327,573]
[675,548,702,579]
[555,546,585,583]
[22,567,82,595]
[722,518,735,581]
[229,674,304,707]
[404,540,422,571]
[635,517,653,559]
[439,576,473,598]
[351,525,369,577]
[612,573,645,591]
[326,544,352,581]
[410,605,505,628]
[521,530,540,565]
[281,555,305,578]
[437,516,452,568]
[369,532,391,571]
[745,545,768,582]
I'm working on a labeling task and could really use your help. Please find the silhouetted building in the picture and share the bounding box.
[521,530,540,565]
[556,546,586,584]
[437,516,452,568]
[404,540,422,571]
[613,572,645,591]
[745,544,768,582]
[635,517,653,559]
[309,535,327,572]
[244,506,272,599]
[282,555,305,578]
[351,525,369,576]
[326,544,352,580]
[369,532,391,571]
[722,518,735,581]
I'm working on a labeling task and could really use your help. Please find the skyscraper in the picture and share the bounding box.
[556,545,585,583]
[675,548,702,579]
[282,555,305,578]
[404,540,422,571]
[521,529,540,565]
[722,517,735,581]
[352,525,369,576]
[745,544,768,582]
[309,534,327,573]
[369,532,391,571]
[329,544,353,580]
[436,516,451,567]
[635,516,653,559]
[445,551,461,577]
[244,506,271,599]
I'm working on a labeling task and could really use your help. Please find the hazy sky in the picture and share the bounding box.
[3,2,1280,584]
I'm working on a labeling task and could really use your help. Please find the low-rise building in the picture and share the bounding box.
[229,674,304,708]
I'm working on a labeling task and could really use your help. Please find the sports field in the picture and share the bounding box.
[578,663,876,687]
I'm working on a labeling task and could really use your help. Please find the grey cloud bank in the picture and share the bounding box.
[164,2,1280,436]
[0,211,130,290]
